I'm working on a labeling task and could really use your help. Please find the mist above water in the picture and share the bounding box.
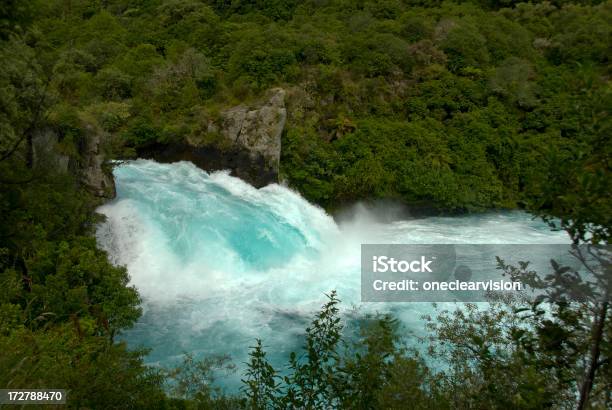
[96,159,570,392]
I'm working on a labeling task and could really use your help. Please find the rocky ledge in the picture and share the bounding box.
[33,88,287,197]
[33,126,116,199]
[138,88,287,188]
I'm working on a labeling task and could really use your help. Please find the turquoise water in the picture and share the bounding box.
[96,159,570,392]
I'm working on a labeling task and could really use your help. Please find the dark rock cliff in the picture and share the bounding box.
[33,88,287,197]
[137,88,286,188]
[32,127,116,198]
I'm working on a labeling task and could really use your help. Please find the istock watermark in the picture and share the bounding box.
[372,255,434,273]
[361,244,607,302]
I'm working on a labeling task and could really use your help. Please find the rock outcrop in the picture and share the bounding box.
[80,125,116,198]
[139,88,287,188]
[221,87,286,173]
[34,88,287,197]
[32,127,116,199]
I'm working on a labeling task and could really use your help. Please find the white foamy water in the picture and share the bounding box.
[96,159,570,392]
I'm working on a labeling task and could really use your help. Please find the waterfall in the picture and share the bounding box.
[96,159,570,392]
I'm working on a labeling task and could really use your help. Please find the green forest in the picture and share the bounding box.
[0,0,610,408]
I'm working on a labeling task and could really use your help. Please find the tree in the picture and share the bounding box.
[0,38,48,168]
[499,245,611,409]
[242,339,280,409]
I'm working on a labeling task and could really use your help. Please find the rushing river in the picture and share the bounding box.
[96,159,570,392]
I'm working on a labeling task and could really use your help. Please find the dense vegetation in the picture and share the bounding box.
[3,0,610,213]
[0,0,610,408]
